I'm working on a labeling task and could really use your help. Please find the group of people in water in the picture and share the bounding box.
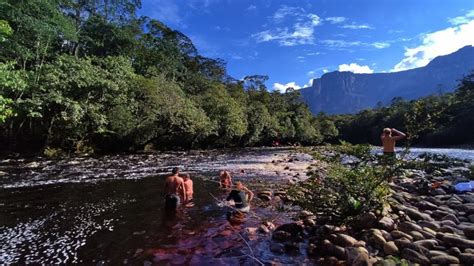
[164,168,254,214]
[163,127,406,213]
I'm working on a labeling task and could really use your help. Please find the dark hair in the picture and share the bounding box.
[172,167,180,174]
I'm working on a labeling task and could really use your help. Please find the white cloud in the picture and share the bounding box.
[252,5,321,46]
[273,82,302,93]
[392,18,474,72]
[325,17,346,24]
[338,63,374,74]
[246,4,257,13]
[323,69,329,73]
[304,79,313,87]
[321,39,389,49]
[448,10,474,25]
[341,23,374,30]
[372,42,390,49]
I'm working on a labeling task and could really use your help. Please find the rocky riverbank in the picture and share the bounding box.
[253,148,474,265]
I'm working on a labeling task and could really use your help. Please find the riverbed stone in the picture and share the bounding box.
[416,200,438,211]
[413,239,438,249]
[409,231,425,241]
[270,243,285,254]
[275,223,304,236]
[333,233,358,247]
[405,207,433,221]
[383,241,399,255]
[468,214,474,223]
[441,214,460,224]
[430,254,460,264]
[272,231,291,242]
[390,230,413,240]
[394,238,412,250]
[378,217,395,231]
[439,233,474,248]
[345,247,370,266]
[418,220,440,231]
[398,221,422,234]
[460,253,474,265]
[447,247,461,256]
[464,226,474,240]
[401,248,430,265]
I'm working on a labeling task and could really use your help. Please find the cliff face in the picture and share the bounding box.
[300,45,474,114]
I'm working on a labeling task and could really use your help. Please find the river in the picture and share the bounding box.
[373,146,474,161]
[0,147,314,264]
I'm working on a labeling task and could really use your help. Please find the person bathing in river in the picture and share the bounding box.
[182,173,194,207]
[219,170,233,189]
[164,167,186,210]
[225,181,254,213]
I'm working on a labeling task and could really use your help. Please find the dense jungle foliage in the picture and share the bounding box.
[0,0,338,154]
[332,72,474,147]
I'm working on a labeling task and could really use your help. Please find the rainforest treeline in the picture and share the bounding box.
[1,1,473,154]
[0,0,339,153]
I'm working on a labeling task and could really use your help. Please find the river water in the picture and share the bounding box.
[0,148,314,264]
[372,146,474,161]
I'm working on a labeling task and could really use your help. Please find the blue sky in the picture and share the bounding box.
[139,0,474,92]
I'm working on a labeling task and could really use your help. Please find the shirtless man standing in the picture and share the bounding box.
[182,173,194,207]
[381,128,406,156]
[164,167,186,210]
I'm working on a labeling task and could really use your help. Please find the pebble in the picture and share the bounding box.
[383,241,399,255]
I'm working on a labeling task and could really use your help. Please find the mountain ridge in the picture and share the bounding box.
[299,45,474,114]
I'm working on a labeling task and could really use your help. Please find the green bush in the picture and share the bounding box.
[289,162,390,225]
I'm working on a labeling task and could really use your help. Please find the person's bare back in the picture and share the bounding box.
[182,174,193,204]
[164,167,186,209]
[381,128,406,153]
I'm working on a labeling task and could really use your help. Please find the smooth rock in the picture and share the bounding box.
[390,230,413,240]
[405,207,432,221]
[441,214,460,224]
[429,250,449,257]
[430,255,460,264]
[270,243,285,254]
[354,212,377,230]
[468,214,474,223]
[345,247,370,266]
[383,241,399,255]
[464,226,474,240]
[413,239,438,249]
[272,231,291,242]
[460,253,474,265]
[410,231,425,241]
[284,242,300,255]
[398,221,422,234]
[333,233,358,247]
[274,223,304,235]
[394,238,412,250]
[378,217,395,231]
[401,248,430,265]
[440,233,474,248]
[447,247,461,256]
[418,220,440,231]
